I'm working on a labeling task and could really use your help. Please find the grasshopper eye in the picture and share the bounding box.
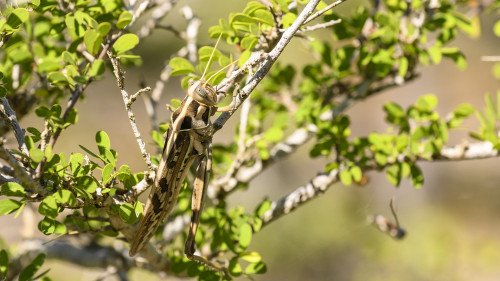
[197,88,207,97]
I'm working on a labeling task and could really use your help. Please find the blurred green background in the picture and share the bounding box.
[2,0,500,280]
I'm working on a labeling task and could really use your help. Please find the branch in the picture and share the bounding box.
[210,75,377,197]
[109,53,155,171]
[213,0,326,131]
[261,139,500,226]
[108,213,174,275]
[136,0,178,39]
[47,84,89,149]
[16,239,128,269]
[0,139,46,196]
[0,98,29,156]
[303,0,348,25]
[296,18,342,33]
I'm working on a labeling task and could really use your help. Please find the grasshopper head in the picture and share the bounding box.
[188,79,218,107]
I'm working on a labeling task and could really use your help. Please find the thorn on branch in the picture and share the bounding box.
[296,18,342,33]
[303,0,348,25]
[128,87,151,108]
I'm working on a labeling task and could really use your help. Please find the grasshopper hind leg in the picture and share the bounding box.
[184,146,228,275]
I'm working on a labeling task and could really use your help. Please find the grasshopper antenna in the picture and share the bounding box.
[200,33,223,81]
[206,58,240,84]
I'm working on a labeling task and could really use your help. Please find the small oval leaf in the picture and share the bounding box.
[112,34,139,54]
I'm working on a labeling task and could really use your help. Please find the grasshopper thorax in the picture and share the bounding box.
[188,79,218,107]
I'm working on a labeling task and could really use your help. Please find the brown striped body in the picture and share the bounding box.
[129,96,215,257]
[129,36,236,273]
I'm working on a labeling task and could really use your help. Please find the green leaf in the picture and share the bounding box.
[34,106,50,118]
[263,127,283,143]
[96,131,111,152]
[54,190,76,207]
[1,182,25,197]
[245,261,267,274]
[84,29,102,56]
[410,164,424,188]
[170,57,195,76]
[39,196,58,218]
[77,176,97,194]
[69,153,84,174]
[282,13,297,28]
[0,199,22,215]
[38,59,62,73]
[398,57,408,77]
[0,87,6,99]
[238,223,252,248]
[102,163,115,184]
[339,169,352,186]
[240,251,262,263]
[98,22,111,36]
[88,59,105,77]
[238,50,251,67]
[19,253,45,281]
[47,72,68,86]
[454,103,475,118]
[134,201,143,219]
[38,217,55,235]
[102,148,117,166]
[255,200,271,217]
[492,63,500,80]
[117,165,131,181]
[0,250,8,278]
[116,11,133,29]
[386,164,401,186]
[442,47,467,70]
[350,166,362,182]
[62,51,76,66]
[29,148,45,163]
[65,108,78,126]
[228,257,242,276]
[9,48,32,64]
[416,94,438,111]
[428,45,442,64]
[6,8,29,29]
[384,102,405,118]
[119,203,139,224]
[65,14,85,39]
[240,36,258,51]
[494,20,500,37]
[252,9,274,26]
[112,34,139,54]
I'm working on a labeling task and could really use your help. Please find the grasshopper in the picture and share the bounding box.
[129,37,236,273]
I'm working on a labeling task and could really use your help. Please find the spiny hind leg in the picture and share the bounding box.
[184,147,228,275]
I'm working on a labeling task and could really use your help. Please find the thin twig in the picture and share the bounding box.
[136,0,178,39]
[0,98,29,156]
[303,0,347,25]
[108,52,154,170]
[297,18,342,33]
[128,87,151,107]
[481,56,500,62]
[261,138,500,226]
[0,139,45,196]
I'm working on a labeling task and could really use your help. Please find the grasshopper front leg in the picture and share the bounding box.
[185,144,228,274]
[216,83,240,113]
